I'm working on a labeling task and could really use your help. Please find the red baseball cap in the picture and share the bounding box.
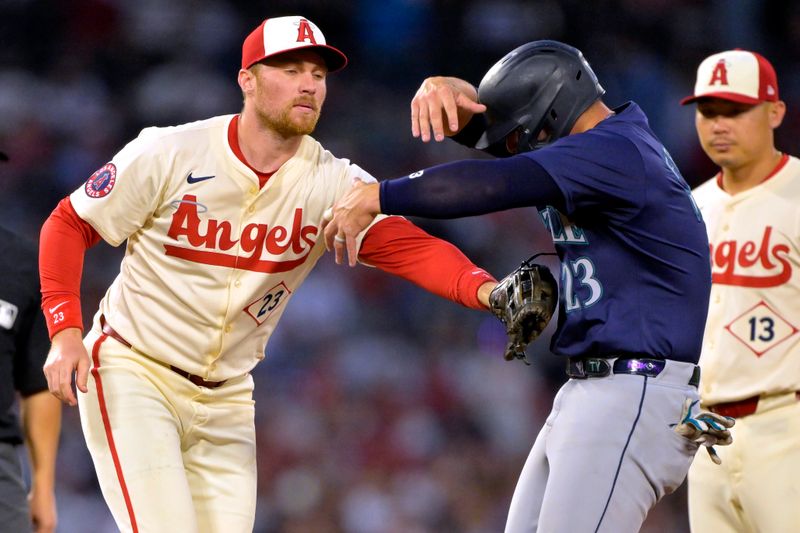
[241,16,348,72]
[681,49,779,105]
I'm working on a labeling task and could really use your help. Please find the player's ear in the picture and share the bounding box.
[238,68,256,95]
[768,100,786,130]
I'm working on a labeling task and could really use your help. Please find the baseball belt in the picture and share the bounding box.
[567,357,700,387]
[709,391,800,419]
[99,315,227,389]
[708,395,759,418]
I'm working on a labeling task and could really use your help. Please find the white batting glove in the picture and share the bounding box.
[674,399,735,465]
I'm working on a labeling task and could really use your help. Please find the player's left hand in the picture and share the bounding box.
[489,260,557,363]
[674,398,735,465]
[322,180,381,266]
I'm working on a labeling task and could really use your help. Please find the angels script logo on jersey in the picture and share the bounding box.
[164,194,318,273]
[711,226,791,287]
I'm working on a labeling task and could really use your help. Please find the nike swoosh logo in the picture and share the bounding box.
[48,301,68,313]
[187,172,215,184]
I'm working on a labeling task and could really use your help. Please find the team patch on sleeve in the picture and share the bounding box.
[84,163,117,198]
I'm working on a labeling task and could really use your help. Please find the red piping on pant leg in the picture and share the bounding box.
[91,334,139,533]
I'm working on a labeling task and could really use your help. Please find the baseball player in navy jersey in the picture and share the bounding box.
[37,15,496,533]
[324,40,734,532]
[682,50,800,533]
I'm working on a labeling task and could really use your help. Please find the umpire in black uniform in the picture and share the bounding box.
[0,150,62,532]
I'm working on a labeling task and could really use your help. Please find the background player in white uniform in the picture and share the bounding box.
[37,15,496,533]
[682,50,800,532]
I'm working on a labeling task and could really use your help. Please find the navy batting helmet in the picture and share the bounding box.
[475,40,605,154]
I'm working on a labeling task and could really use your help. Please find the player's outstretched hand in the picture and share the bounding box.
[43,327,90,406]
[322,180,381,267]
[411,76,487,142]
[674,398,735,465]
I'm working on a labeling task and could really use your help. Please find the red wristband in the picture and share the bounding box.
[41,296,83,339]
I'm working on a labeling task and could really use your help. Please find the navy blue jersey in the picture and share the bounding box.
[525,103,710,363]
[381,102,711,363]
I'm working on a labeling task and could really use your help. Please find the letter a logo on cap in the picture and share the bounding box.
[296,19,317,45]
[708,59,729,87]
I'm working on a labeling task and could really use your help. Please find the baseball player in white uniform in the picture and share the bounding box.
[38,15,496,533]
[682,50,800,532]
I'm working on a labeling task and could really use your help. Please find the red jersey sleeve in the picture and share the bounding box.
[358,216,496,310]
[39,197,102,338]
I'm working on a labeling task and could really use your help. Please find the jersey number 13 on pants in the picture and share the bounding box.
[562,257,603,312]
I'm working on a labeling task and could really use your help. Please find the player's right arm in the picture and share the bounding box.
[39,197,101,406]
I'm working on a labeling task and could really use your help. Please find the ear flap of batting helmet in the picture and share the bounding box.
[476,40,605,154]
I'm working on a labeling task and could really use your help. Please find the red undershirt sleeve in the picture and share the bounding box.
[39,197,102,338]
[358,216,496,310]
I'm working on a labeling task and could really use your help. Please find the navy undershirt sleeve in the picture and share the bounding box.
[379,156,565,218]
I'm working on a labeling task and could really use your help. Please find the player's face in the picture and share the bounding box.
[248,50,328,137]
[504,125,550,154]
[505,128,521,154]
[694,98,784,170]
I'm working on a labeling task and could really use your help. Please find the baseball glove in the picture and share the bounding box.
[489,258,558,364]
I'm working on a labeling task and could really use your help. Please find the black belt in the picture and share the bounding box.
[567,357,700,387]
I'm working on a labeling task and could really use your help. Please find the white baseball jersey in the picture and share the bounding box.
[70,114,382,381]
[692,154,800,404]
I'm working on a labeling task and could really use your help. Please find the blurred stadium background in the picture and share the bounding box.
[2,1,798,531]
